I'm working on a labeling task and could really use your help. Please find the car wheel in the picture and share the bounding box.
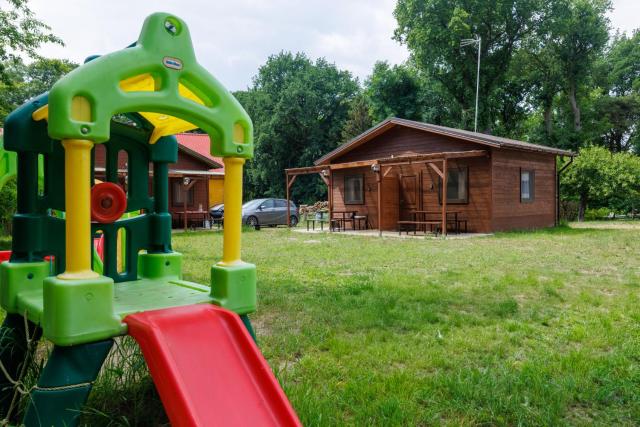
[289,215,298,227]
[247,215,259,228]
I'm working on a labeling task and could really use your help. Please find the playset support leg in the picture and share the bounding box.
[23,339,113,427]
[0,314,42,423]
[222,157,244,264]
[59,139,99,280]
[240,314,256,342]
[210,157,257,314]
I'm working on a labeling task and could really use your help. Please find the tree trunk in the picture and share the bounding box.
[543,104,553,137]
[578,193,587,222]
[568,83,581,131]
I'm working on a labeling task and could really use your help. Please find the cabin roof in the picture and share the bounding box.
[176,133,225,174]
[315,118,575,165]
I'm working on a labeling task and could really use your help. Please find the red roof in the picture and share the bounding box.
[175,133,225,173]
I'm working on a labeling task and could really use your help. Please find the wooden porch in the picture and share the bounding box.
[285,149,489,237]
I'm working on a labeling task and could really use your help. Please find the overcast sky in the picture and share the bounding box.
[29,0,639,92]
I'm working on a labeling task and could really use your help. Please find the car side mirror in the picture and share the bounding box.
[258,206,263,210]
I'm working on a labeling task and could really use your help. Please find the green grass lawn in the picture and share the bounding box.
[29,224,640,425]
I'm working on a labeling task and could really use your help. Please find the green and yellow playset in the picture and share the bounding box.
[0,13,300,426]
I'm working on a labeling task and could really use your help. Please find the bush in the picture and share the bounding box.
[584,207,612,220]
[0,179,16,236]
[560,200,579,221]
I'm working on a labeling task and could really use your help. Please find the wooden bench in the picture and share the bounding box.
[397,220,441,236]
[306,211,329,231]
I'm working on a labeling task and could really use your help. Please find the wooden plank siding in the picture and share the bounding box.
[336,126,480,163]
[331,167,380,228]
[490,149,556,231]
[329,159,492,233]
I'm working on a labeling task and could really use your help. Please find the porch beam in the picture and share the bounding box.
[329,160,377,170]
[318,172,329,187]
[285,165,327,175]
[287,174,298,190]
[428,162,444,178]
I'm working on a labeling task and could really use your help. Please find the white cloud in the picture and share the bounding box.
[28,0,409,90]
[26,0,637,92]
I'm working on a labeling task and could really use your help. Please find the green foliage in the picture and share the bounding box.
[561,146,640,219]
[237,52,358,204]
[583,207,611,220]
[393,0,542,131]
[0,178,16,235]
[0,58,77,125]
[0,0,62,82]
[364,61,424,122]
[341,94,373,141]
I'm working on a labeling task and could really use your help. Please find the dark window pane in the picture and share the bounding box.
[344,175,364,204]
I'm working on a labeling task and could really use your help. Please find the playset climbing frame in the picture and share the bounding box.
[0,13,299,426]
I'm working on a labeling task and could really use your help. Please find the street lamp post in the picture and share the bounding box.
[460,37,481,132]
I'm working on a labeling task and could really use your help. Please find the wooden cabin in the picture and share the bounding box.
[94,133,224,229]
[286,118,574,234]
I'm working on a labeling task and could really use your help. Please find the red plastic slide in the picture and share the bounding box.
[124,304,301,427]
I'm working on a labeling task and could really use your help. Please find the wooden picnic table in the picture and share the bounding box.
[175,211,209,229]
[409,210,467,234]
[306,210,329,231]
[331,210,357,231]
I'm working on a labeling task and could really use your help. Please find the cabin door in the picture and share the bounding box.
[399,175,418,220]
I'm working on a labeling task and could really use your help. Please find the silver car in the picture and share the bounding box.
[242,198,299,228]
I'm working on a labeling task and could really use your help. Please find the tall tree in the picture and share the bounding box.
[238,52,358,203]
[341,94,373,141]
[0,0,62,82]
[393,0,542,132]
[547,0,611,132]
[364,61,424,122]
[0,58,77,125]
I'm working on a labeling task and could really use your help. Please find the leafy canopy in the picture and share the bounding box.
[0,0,62,82]
[237,52,358,204]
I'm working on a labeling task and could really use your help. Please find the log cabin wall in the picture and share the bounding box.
[329,157,492,233]
[414,157,492,233]
[327,124,560,233]
[330,126,493,232]
[331,167,380,228]
[490,148,556,231]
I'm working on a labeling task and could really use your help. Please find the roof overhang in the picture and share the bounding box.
[287,150,489,176]
[314,118,574,165]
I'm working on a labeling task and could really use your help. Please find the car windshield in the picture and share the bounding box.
[211,204,223,210]
[242,199,264,209]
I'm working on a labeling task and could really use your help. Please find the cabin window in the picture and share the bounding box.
[521,169,535,202]
[172,180,194,207]
[439,167,468,204]
[344,174,364,204]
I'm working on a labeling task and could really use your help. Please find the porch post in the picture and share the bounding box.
[329,168,334,232]
[286,171,290,227]
[441,158,447,237]
[376,162,382,237]
[183,186,188,232]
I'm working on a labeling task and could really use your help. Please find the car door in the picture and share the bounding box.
[257,199,276,224]
[274,199,288,224]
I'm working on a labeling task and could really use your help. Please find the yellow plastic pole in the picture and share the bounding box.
[58,139,99,280]
[221,157,244,265]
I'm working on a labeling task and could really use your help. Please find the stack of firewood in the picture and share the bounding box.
[298,201,328,215]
